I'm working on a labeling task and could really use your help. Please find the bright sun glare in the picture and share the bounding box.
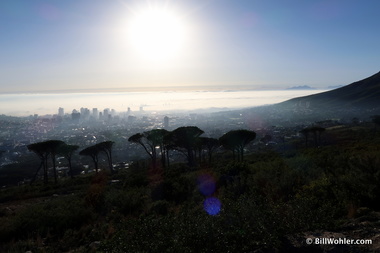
[127,7,187,63]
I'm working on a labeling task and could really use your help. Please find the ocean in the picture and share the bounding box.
[0,89,326,116]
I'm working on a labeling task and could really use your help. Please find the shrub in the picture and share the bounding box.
[0,195,94,243]
[150,200,170,215]
[105,187,148,216]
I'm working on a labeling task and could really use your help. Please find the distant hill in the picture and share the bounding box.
[286,85,316,90]
[327,85,344,90]
[280,71,380,109]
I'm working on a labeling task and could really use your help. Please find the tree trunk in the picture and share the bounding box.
[68,158,73,179]
[188,148,195,167]
[105,151,114,173]
[44,157,49,185]
[151,147,157,170]
[161,147,166,168]
[109,151,113,173]
[31,160,44,185]
[166,149,170,168]
[52,154,57,184]
[92,155,99,173]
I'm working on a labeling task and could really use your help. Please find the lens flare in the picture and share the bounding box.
[203,197,221,216]
[197,174,216,196]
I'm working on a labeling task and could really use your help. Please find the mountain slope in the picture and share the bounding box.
[280,71,380,109]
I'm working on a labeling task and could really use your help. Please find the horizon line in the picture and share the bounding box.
[0,85,330,95]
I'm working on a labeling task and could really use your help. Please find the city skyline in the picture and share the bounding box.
[0,89,325,116]
[1,0,379,94]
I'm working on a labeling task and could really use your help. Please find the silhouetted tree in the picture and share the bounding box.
[163,131,175,168]
[169,126,204,167]
[129,129,170,169]
[96,141,115,173]
[58,144,79,178]
[80,145,101,173]
[128,133,146,149]
[148,129,170,168]
[27,141,51,184]
[27,140,65,184]
[219,129,256,161]
[199,137,220,164]
[299,128,310,147]
[45,140,65,184]
[129,132,156,169]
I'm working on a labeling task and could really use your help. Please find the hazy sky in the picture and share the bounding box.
[1,0,379,93]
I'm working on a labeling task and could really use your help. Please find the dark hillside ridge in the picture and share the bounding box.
[279,71,380,109]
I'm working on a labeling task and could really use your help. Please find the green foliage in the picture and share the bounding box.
[122,163,150,188]
[2,124,380,251]
[0,195,94,243]
[296,176,345,221]
[151,167,197,204]
[306,144,380,214]
[85,172,108,211]
[99,193,341,253]
[149,200,170,215]
[105,187,148,216]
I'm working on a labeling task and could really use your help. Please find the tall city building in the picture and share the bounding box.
[71,109,81,121]
[92,108,98,119]
[58,107,64,117]
[103,108,109,118]
[164,116,169,128]
[80,107,90,120]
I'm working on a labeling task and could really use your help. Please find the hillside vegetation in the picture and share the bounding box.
[0,124,380,252]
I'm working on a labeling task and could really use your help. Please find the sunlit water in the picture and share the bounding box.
[0,90,326,116]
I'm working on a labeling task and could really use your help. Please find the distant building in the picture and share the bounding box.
[58,107,64,117]
[92,108,98,119]
[71,109,81,121]
[128,115,136,123]
[164,116,169,128]
[103,108,109,119]
[80,107,90,120]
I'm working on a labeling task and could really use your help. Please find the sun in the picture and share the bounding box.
[127,6,188,63]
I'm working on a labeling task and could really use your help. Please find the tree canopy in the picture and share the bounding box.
[169,126,204,167]
[219,129,256,161]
